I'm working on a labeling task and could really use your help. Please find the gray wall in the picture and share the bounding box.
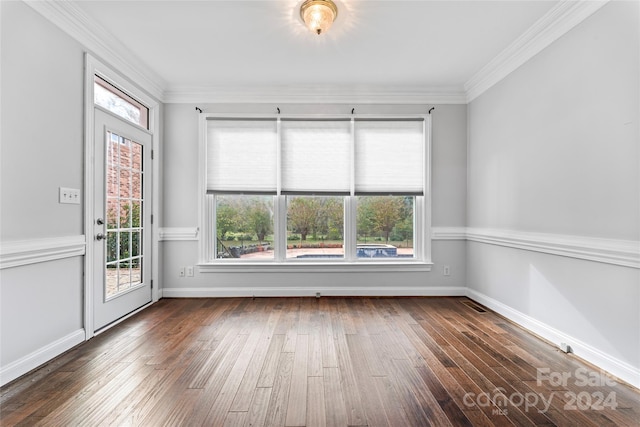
[1,1,85,373]
[161,103,468,293]
[467,0,639,373]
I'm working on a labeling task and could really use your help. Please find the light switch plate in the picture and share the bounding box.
[59,187,81,204]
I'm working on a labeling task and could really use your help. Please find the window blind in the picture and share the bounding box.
[281,119,351,195]
[206,119,277,193]
[354,119,425,195]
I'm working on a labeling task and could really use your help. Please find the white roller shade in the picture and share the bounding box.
[281,120,351,194]
[207,119,277,193]
[354,119,425,195]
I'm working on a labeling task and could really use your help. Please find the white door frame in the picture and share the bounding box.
[84,53,161,339]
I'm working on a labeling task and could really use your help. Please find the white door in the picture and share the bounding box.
[93,108,152,331]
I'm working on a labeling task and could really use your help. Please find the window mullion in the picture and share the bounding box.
[276,117,282,196]
[275,195,286,261]
[345,118,356,261]
[208,194,215,262]
[344,196,356,261]
[275,118,284,262]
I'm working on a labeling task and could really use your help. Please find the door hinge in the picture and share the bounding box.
[151,214,154,224]
[151,149,155,160]
[151,280,154,289]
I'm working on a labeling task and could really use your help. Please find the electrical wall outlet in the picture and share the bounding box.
[179,267,185,277]
[59,187,81,204]
[443,265,451,276]
[186,266,194,277]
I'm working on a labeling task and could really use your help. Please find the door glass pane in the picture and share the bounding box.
[118,261,132,291]
[105,130,144,299]
[119,200,132,228]
[131,258,142,286]
[131,201,141,227]
[119,169,131,199]
[107,199,118,229]
[132,143,143,171]
[131,231,140,257]
[106,263,118,298]
[132,173,142,199]
[107,232,117,263]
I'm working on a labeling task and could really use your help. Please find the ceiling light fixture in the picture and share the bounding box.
[300,0,338,35]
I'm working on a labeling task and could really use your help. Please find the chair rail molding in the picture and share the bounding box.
[432,226,467,240]
[0,235,86,269]
[159,227,199,241]
[466,227,640,269]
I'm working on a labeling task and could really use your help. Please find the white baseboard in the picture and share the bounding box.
[467,289,640,390]
[0,329,85,387]
[162,286,467,298]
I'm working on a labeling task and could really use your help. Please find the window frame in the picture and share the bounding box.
[198,113,432,272]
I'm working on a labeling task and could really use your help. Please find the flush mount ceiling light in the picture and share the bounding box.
[300,0,338,35]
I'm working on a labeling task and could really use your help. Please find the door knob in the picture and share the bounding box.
[96,233,106,241]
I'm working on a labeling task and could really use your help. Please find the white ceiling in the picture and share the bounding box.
[68,0,561,101]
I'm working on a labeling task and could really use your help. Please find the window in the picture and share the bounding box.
[202,114,431,266]
[357,196,414,258]
[94,76,149,129]
[215,195,274,260]
[287,196,345,259]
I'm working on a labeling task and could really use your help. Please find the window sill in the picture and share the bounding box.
[197,260,433,273]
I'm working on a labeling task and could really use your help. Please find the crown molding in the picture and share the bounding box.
[163,85,468,105]
[23,0,610,105]
[23,0,166,101]
[464,0,610,102]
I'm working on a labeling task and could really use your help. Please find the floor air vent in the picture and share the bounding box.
[462,300,487,313]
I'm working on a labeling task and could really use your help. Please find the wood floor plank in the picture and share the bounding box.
[319,301,338,369]
[306,376,326,427]
[256,334,286,388]
[322,367,349,427]
[345,334,389,427]
[264,352,295,427]
[285,334,309,426]
[230,310,283,412]
[308,329,323,377]
[204,319,268,426]
[2,297,638,427]
[245,387,272,427]
[332,315,367,426]
[373,375,412,426]
[223,411,248,427]
[189,332,248,390]
[187,334,250,424]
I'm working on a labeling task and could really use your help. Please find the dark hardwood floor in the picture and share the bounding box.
[1,297,638,426]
